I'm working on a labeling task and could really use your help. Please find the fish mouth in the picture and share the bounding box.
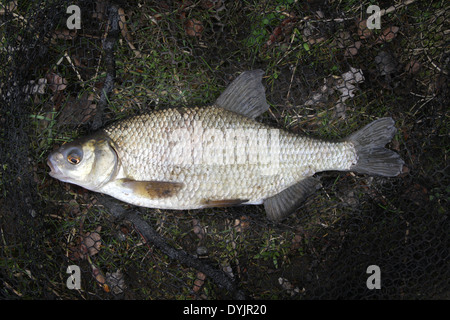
[47,153,63,178]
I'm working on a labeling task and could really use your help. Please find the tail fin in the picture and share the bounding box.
[348,118,404,177]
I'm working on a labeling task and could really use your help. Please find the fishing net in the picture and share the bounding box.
[1,0,448,300]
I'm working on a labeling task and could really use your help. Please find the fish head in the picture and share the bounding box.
[47,134,118,191]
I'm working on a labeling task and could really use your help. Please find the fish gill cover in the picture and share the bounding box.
[0,0,448,300]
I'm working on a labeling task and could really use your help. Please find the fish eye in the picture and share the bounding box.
[67,154,81,165]
[66,148,83,165]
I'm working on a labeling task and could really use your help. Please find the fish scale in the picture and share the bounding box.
[48,70,403,221]
[103,106,357,207]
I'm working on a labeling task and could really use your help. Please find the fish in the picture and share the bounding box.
[47,70,404,221]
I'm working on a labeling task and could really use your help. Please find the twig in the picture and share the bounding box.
[286,62,297,102]
[304,0,417,25]
[96,194,246,299]
[118,7,142,58]
[410,95,436,117]
[126,212,246,299]
[379,0,417,17]
[62,52,83,83]
[419,31,449,75]
[91,4,120,131]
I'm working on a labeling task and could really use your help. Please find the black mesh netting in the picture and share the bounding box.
[1,0,448,300]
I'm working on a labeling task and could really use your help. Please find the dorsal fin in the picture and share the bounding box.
[215,70,269,118]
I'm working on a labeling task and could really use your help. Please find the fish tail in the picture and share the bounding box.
[347,118,404,177]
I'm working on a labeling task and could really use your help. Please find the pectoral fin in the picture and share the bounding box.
[264,177,321,222]
[119,178,184,199]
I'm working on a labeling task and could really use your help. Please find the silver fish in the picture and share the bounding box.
[48,70,404,221]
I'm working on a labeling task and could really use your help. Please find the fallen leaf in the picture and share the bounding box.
[192,219,205,240]
[278,277,300,296]
[92,0,107,20]
[335,31,351,49]
[291,233,302,250]
[46,72,67,92]
[25,78,47,95]
[233,215,250,233]
[401,166,410,175]
[375,51,398,76]
[56,92,97,127]
[335,67,365,98]
[357,19,372,39]
[344,40,361,57]
[404,183,428,206]
[333,67,365,118]
[222,262,234,279]
[266,17,296,47]
[106,269,126,295]
[405,60,421,74]
[90,261,110,292]
[201,0,223,9]
[118,7,142,58]
[375,26,399,44]
[52,29,77,41]
[193,272,206,293]
[81,226,102,257]
[184,18,204,37]
[196,246,208,256]
[266,26,283,47]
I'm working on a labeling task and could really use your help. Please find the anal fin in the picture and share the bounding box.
[264,177,321,222]
[202,199,248,208]
[119,178,184,199]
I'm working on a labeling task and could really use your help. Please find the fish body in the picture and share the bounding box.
[48,70,404,221]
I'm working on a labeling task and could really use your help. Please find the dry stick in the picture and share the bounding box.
[299,0,417,24]
[379,0,417,17]
[91,4,120,131]
[63,52,84,84]
[118,7,142,58]
[127,213,246,300]
[97,194,246,299]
